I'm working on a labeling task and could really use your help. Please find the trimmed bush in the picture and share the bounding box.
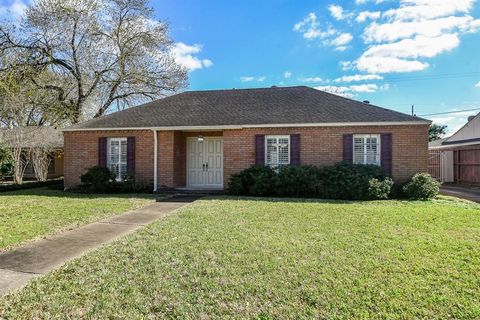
[368,177,394,200]
[227,165,276,197]
[318,163,388,200]
[0,178,63,192]
[80,166,115,193]
[275,165,320,197]
[402,173,440,200]
[228,163,393,200]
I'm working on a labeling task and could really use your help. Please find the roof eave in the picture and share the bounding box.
[61,120,431,132]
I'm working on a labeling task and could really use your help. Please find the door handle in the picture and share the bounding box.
[203,163,206,172]
[205,162,209,171]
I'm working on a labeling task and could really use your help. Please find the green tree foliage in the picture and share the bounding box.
[429,124,447,142]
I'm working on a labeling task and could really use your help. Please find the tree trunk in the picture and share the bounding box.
[31,148,53,181]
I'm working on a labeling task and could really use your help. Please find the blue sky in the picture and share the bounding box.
[2,0,480,133]
[156,0,480,134]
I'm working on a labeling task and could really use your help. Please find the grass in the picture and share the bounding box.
[0,187,155,251]
[1,196,480,319]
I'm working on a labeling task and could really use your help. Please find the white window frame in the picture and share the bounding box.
[265,135,290,168]
[353,134,381,166]
[107,137,128,181]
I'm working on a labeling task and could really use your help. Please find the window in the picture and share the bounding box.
[353,134,380,166]
[108,138,127,181]
[265,135,290,168]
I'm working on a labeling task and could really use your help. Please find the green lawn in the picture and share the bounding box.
[0,187,155,251]
[1,197,480,319]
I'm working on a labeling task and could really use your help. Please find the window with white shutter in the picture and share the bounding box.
[353,134,381,166]
[108,138,128,181]
[265,135,290,168]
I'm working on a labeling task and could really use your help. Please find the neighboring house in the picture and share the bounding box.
[429,113,480,185]
[63,86,430,191]
[0,127,64,179]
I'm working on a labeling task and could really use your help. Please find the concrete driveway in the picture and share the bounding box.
[441,185,480,203]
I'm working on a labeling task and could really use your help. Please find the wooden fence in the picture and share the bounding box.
[454,148,480,185]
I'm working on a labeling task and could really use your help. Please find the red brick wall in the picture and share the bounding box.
[63,130,154,188]
[64,125,428,189]
[223,125,429,186]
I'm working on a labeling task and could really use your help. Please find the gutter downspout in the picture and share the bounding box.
[153,129,158,192]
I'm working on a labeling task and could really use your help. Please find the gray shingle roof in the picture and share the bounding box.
[67,86,429,130]
[0,127,63,148]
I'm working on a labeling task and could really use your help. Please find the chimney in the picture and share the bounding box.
[363,100,370,104]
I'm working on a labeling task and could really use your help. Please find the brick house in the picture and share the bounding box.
[63,86,430,191]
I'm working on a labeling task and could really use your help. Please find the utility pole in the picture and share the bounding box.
[411,104,415,116]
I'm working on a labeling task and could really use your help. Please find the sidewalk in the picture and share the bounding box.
[441,185,480,203]
[0,197,198,296]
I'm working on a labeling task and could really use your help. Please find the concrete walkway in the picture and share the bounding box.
[0,196,198,296]
[441,185,480,203]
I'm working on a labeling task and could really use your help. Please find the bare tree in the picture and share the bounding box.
[31,148,54,181]
[0,67,32,184]
[0,0,187,124]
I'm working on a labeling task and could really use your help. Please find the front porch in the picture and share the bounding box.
[156,131,225,190]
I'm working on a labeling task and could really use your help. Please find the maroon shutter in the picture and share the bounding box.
[290,134,301,166]
[255,134,265,165]
[380,133,392,175]
[343,134,353,163]
[127,136,135,176]
[98,137,108,167]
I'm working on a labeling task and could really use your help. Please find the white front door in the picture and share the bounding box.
[187,137,223,188]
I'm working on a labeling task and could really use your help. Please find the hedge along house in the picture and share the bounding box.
[62,86,430,191]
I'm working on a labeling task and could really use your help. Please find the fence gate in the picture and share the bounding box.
[454,149,480,185]
[428,150,443,182]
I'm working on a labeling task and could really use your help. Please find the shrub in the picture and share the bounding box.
[402,173,440,200]
[275,165,320,197]
[318,163,388,200]
[228,163,394,200]
[368,177,394,200]
[0,178,63,193]
[0,142,13,178]
[80,166,115,193]
[227,165,276,196]
[227,174,245,195]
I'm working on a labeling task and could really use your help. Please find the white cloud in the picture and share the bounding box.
[334,74,383,82]
[384,0,475,22]
[335,46,348,51]
[315,85,354,98]
[299,77,323,83]
[428,110,479,134]
[356,56,429,73]
[284,71,292,79]
[350,84,378,92]
[346,0,480,74]
[293,12,337,40]
[329,33,353,46]
[314,82,387,97]
[356,11,381,23]
[172,43,213,72]
[328,4,352,21]
[0,0,28,21]
[355,34,459,73]
[355,0,385,4]
[340,61,355,71]
[240,76,266,82]
[475,81,480,88]
[363,34,459,59]
[364,16,480,43]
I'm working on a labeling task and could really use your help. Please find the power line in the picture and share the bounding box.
[419,107,480,117]
[380,71,480,83]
